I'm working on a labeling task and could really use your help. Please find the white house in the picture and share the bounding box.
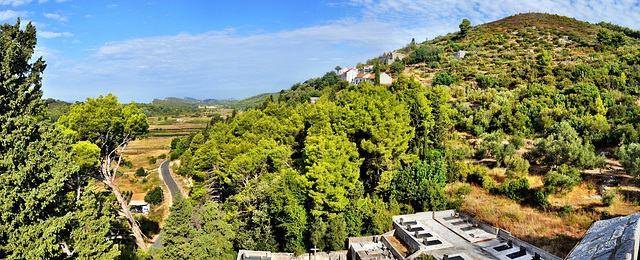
[129,193,150,215]
[353,72,393,85]
[339,68,359,84]
[360,65,374,74]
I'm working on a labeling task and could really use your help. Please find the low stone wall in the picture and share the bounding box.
[237,250,348,260]
[496,229,562,260]
[432,210,456,219]
[458,212,498,235]
[381,235,405,260]
[392,222,422,250]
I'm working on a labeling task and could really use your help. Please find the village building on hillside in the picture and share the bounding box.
[353,72,393,85]
[451,50,467,60]
[339,68,359,85]
[129,193,149,215]
[361,65,374,73]
[379,52,406,65]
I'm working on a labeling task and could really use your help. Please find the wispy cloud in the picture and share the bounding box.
[0,0,33,6]
[42,19,407,102]
[39,31,73,38]
[43,12,68,22]
[344,0,640,40]
[0,10,28,21]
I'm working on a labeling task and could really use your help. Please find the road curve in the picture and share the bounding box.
[150,160,181,252]
[160,159,180,203]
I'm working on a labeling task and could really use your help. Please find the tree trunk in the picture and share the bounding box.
[104,180,148,251]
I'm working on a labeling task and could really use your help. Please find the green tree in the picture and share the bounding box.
[59,94,150,250]
[301,120,363,216]
[617,143,640,176]
[0,19,117,258]
[459,19,471,37]
[389,60,405,75]
[544,164,581,194]
[324,215,348,251]
[190,201,235,259]
[68,187,120,259]
[156,195,195,260]
[145,186,163,205]
[536,49,552,75]
[530,121,603,169]
[391,159,449,211]
[432,71,455,86]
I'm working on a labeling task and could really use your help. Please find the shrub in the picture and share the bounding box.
[433,71,455,86]
[495,177,530,201]
[157,153,166,159]
[544,164,581,194]
[558,203,573,217]
[145,186,163,206]
[531,190,549,210]
[135,167,147,177]
[148,156,157,165]
[616,143,640,176]
[602,190,615,206]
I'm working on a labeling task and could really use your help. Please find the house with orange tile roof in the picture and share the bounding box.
[339,68,359,84]
[353,72,393,85]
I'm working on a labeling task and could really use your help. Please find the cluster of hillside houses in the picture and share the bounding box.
[337,52,408,86]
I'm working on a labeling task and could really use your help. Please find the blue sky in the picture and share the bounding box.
[1,0,639,103]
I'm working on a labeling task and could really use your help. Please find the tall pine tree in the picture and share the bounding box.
[0,19,74,258]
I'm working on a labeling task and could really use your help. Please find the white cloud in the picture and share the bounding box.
[0,0,33,6]
[42,19,408,102]
[39,31,73,38]
[0,10,28,21]
[44,13,68,22]
[85,14,92,18]
[107,4,117,8]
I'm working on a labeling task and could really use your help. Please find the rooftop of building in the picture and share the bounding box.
[349,210,562,260]
[565,212,640,260]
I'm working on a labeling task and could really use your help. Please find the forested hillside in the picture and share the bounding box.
[164,13,640,258]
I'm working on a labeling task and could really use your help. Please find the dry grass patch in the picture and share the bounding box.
[462,185,593,258]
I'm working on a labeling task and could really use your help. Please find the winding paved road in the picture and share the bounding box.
[150,159,181,251]
[160,159,180,202]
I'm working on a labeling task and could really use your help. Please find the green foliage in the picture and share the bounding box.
[495,177,530,201]
[597,28,627,48]
[602,190,615,206]
[530,121,603,169]
[504,155,530,178]
[391,159,449,212]
[459,19,471,37]
[409,45,442,64]
[432,71,455,86]
[0,19,120,258]
[145,186,163,205]
[544,164,582,194]
[389,60,405,75]
[135,167,147,177]
[156,195,195,259]
[616,143,640,176]
[72,141,101,172]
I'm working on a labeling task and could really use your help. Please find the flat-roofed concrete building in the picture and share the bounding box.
[349,210,562,260]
